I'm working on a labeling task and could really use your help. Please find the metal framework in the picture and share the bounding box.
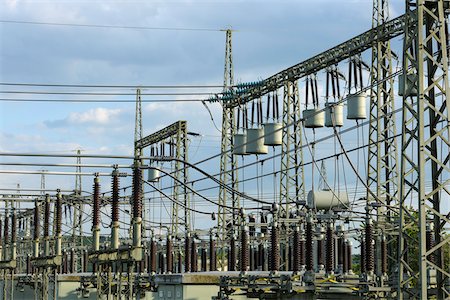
[398,1,450,299]
[366,0,399,282]
[135,120,190,237]
[217,29,239,269]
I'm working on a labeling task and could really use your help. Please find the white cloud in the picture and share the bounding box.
[67,107,122,125]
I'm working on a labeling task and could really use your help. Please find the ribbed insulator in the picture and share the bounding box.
[150,240,157,273]
[4,215,9,244]
[306,222,313,271]
[326,226,334,273]
[11,214,16,243]
[346,242,352,272]
[70,248,75,273]
[317,239,324,266]
[34,203,39,240]
[240,228,249,272]
[426,229,435,264]
[201,248,207,271]
[360,239,366,273]
[185,235,191,272]
[258,243,265,270]
[381,238,387,274]
[111,174,119,222]
[177,251,182,273]
[63,250,68,274]
[44,198,50,238]
[338,237,344,266]
[270,224,280,271]
[166,237,173,273]
[191,240,198,272]
[132,167,142,219]
[229,236,236,271]
[365,222,374,272]
[342,241,348,273]
[293,228,301,272]
[55,193,62,236]
[249,245,255,271]
[209,235,216,271]
[83,250,88,273]
[300,239,305,266]
[159,251,165,274]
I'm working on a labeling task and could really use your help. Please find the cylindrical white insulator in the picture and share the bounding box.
[233,133,248,155]
[148,167,160,182]
[246,128,268,155]
[307,190,349,211]
[325,103,344,127]
[303,109,325,128]
[347,94,367,120]
[263,123,282,146]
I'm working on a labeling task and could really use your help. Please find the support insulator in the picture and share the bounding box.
[83,250,88,273]
[342,240,348,273]
[159,251,165,274]
[365,219,374,272]
[111,172,119,222]
[360,238,366,273]
[381,236,387,274]
[44,195,50,238]
[166,237,173,274]
[11,213,16,244]
[270,223,280,272]
[293,227,301,272]
[258,243,266,271]
[240,226,249,272]
[201,247,207,272]
[191,239,198,272]
[326,224,334,273]
[317,239,324,266]
[70,248,75,273]
[338,237,344,267]
[150,239,157,273]
[300,239,305,266]
[426,224,435,264]
[4,214,9,245]
[306,220,313,271]
[177,251,182,273]
[34,202,40,240]
[55,192,62,235]
[228,235,236,271]
[93,177,100,227]
[185,235,191,272]
[209,235,216,271]
[132,166,142,219]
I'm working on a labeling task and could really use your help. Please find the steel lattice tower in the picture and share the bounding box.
[366,0,399,279]
[398,1,450,299]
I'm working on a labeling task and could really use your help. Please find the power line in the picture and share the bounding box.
[0,98,205,103]
[0,19,222,32]
[0,82,225,88]
[0,90,220,96]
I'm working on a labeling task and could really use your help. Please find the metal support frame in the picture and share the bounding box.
[366,0,399,282]
[398,1,450,299]
[218,29,239,269]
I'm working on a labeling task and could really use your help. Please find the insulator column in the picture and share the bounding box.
[209,234,216,271]
[365,218,374,273]
[33,201,40,258]
[338,236,344,271]
[270,223,280,272]
[70,248,75,273]
[293,226,301,273]
[11,212,17,260]
[132,165,143,248]
[201,247,207,271]
[44,194,50,256]
[150,239,157,273]
[166,236,173,274]
[360,237,366,274]
[184,234,191,272]
[240,226,249,273]
[381,236,387,274]
[111,171,120,250]
[228,235,236,271]
[342,239,348,274]
[346,240,352,273]
[83,250,88,272]
[326,223,334,274]
[306,218,313,272]
[258,242,266,271]
[426,223,435,264]
[191,239,197,272]
[55,191,62,256]
[91,176,101,251]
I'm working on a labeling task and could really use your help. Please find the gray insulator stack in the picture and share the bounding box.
[209,235,216,271]
[111,174,119,223]
[317,239,324,266]
[185,235,191,272]
[93,179,100,227]
[83,250,88,273]
[365,220,374,272]
[306,221,313,271]
[55,194,62,236]
[4,214,9,245]
[346,241,352,272]
[326,225,334,273]
[150,239,157,273]
[132,167,142,219]
[293,227,301,272]
[342,240,348,273]
[44,197,50,239]
[70,248,75,273]
[201,247,207,271]
[34,202,39,240]
[338,237,344,268]
[258,243,266,271]
[11,213,16,244]
[381,236,387,274]
[270,224,280,272]
[240,227,249,272]
[360,238,366,273]
[229,235,236,271]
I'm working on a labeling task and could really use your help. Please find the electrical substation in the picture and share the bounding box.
[0,0,450,299]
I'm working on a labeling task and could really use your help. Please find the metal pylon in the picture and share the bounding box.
[218,29,239,269]
[398,1,450,299]
[367,0,399,279]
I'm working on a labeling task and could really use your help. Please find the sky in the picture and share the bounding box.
[0,0,412,236]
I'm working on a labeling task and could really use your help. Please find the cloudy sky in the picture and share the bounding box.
[0,0,407,233]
